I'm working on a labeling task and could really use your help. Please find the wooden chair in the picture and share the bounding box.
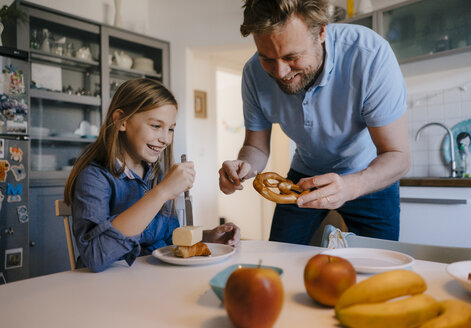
[322,224,471,264]
[55,200,76,270]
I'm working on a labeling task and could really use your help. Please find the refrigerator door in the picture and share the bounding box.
[0,50,29,136]
[0,137,29,283]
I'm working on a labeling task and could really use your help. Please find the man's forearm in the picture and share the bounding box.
[345,150,410,200]
[237,145,269,178]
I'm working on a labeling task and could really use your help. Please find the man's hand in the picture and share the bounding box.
[218,160,253,195]
[296,173,353,209]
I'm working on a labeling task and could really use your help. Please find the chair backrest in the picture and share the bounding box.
[322,224,471,264]
[55,200,76,270]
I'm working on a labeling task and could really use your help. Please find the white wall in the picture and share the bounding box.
[216,69,263,240]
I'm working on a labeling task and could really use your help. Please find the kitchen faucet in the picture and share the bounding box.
[415,122,457,178]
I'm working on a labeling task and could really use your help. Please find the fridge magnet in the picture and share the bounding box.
[0,190,4,211]
[6,117,27,134]
[7,194,20,202]
[9,146,23,162]
[0,96,28,134]
[5,248,23,270]
[16,205,28,223]
[3,64,25,95]
[194,90,207,119]
[0,160,10,182]
[11,164,25,181]
[0,138,4,158]
[6,183,21,203]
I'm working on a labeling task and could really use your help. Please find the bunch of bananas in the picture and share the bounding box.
[334,270,471,328]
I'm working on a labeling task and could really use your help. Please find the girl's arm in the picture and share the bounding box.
[111,162,195,236]
[73,162,194,272]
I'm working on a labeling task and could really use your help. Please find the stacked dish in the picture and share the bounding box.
[30,126,50,138]
[132,57,156,74]
[31,154,57,171]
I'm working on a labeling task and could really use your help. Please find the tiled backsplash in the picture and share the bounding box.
[406,75,471,177]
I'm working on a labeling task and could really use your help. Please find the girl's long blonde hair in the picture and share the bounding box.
[64,78,177,206]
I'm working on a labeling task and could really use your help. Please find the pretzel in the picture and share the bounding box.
[253,172,309,204]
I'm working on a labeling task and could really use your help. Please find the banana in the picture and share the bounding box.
[336,293,440,328]
[335,270,427,313]
[420,299,471,328]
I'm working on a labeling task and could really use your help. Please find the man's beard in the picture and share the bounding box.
[273,68,319,95]
[272,42,325,95]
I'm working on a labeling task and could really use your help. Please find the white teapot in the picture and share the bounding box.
[75,47,92,61]
[113,51,133,69]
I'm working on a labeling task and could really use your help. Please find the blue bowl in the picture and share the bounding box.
[209,263,283,302]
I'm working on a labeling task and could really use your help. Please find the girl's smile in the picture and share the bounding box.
[119,104,177,175]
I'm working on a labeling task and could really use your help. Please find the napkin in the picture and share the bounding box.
[321,224,355,249]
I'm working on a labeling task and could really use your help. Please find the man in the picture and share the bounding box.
[218,0,410,245]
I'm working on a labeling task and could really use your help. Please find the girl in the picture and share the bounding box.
[64,78,240,272]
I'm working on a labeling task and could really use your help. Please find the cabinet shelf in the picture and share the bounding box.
[31,136,96,143]
[110,65,162,79]
[30,170,70,182]
[30,49,99,70]
[30,88,100,106]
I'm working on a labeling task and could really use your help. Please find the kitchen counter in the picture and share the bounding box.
[400,177,471,187]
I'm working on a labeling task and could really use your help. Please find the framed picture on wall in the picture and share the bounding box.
[194,90,207,118]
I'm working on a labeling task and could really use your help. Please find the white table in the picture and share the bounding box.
[0,240,470,328]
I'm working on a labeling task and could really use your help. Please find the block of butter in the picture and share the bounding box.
[172,226,203,246]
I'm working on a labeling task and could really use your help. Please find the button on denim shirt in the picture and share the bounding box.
[72,161,179,272]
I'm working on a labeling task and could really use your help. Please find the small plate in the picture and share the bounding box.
[152,243,235,266]
[321,248,414,273]
[446,260,471,293]
[209,264,283,302]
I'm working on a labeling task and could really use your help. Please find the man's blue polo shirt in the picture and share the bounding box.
[242,23,407,176]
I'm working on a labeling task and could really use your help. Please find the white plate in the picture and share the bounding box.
[446,261,471,293]
[321,248,414,273]
[152,243,236,266]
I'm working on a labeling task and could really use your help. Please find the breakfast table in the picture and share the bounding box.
[0,240,470,328]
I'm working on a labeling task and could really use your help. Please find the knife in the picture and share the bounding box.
[180,154,194,226]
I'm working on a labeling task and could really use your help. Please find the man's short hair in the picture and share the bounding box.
[240,0,330,37]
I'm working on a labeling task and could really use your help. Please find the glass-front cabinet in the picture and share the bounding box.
[343,13,374,30]
[101,27,170,109]
[5,0,170,182]
[27,10,101,179]
[341,0,471,64]
[382,0,471,63]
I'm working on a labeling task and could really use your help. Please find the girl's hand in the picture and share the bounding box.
[158,162,195,200]
[203,222,241,247]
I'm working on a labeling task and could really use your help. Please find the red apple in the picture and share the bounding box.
[304,254,356,307]
[224,267,284,328]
